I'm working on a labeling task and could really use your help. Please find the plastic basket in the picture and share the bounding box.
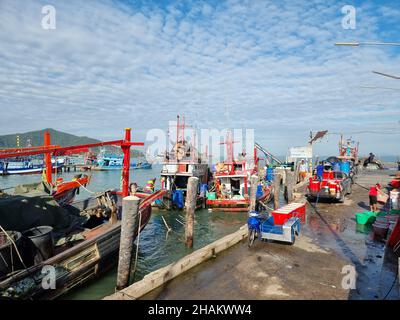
[206,192,216,200]
[355,211,377,225]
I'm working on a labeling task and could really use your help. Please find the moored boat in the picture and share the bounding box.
[95,152,152,170]
[0,189,165,299]
[155,116,210,210]
[0,129,164,300]
[0,158,65,175]
[206,132,271,212]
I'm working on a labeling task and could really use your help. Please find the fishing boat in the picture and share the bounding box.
[0,129,165,300]
[155,116,210,210]
[0,158,65,175]
[338,136,359,163]
[0,189,165,299]
[206,132,271,212]
[337,135,360,176]
[95,152,152,170]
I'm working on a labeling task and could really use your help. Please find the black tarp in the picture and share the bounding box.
[0,182,89,238]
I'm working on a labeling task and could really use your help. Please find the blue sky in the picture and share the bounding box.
[0,0,399,157]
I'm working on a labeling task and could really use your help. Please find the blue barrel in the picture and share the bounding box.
[200,184,208,197]
[266,168,274,181]
[340,161,350,175]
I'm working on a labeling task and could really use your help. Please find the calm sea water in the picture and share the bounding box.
[0,165,247,300]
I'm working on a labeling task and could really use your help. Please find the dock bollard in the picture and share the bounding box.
[116,196,140,291]
[185,177,199,248]
[250,175,259,211]
[274,172,281,210]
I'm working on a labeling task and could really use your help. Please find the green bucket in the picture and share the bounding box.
[355,211,377,225]
[206,192,216,200]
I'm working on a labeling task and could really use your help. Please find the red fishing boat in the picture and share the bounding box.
[206,131,271,212]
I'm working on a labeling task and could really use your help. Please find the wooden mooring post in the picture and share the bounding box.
[250,175,259,211]
[185,177,199,248]
[273,172,281,210]
[116,196,140,291]
[286,169,295,203]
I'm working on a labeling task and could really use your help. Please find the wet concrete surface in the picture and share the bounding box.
[143,170,399,300]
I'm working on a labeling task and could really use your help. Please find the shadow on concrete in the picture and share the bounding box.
[357,201,370,210]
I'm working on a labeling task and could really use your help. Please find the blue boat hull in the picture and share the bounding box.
[95,163,152,170]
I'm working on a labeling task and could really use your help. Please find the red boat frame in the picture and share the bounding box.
[0,128,143,198]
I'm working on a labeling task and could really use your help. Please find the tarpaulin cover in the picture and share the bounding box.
[0,182,89,238]
[172,189,184,209]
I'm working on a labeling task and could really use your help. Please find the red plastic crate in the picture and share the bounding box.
[309,180,320,192]
[272,203,306,225]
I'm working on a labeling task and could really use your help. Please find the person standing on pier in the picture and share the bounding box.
[299,159,308,182]
[369,183,381,213]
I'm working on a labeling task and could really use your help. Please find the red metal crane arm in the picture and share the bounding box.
[0,140,144,159]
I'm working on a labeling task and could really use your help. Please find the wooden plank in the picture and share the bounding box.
[103,224,248,300]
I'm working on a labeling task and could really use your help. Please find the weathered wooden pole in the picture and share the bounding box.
[273,172,281,210]
[250,174,259,211]
[116,195,140,291]
[185,177,199,248]
[286,170,295,203]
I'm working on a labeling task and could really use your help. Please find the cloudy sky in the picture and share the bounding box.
[0,0,399,157]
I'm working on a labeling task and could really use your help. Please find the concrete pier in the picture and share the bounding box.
[129,170,400,300]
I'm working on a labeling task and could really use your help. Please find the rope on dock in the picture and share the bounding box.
[0,224,26,269]
[75,179,96,194]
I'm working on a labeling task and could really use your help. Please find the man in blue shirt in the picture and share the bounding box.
[316,161,324,181]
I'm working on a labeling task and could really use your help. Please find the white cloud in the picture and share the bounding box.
[0,0,399,156]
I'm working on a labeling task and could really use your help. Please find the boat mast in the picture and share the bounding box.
[44,131,53,184]
[253,145,258,171]
[121,128,131,197]
[176,115,179,160]
[220,130,237,174]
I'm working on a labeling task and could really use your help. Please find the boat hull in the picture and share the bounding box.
[92,164,151,171]
[206,189,271,211]
[0,191,165,300]
[0,165,64,175]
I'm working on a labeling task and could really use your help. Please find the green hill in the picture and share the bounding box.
[0,128,144,157]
